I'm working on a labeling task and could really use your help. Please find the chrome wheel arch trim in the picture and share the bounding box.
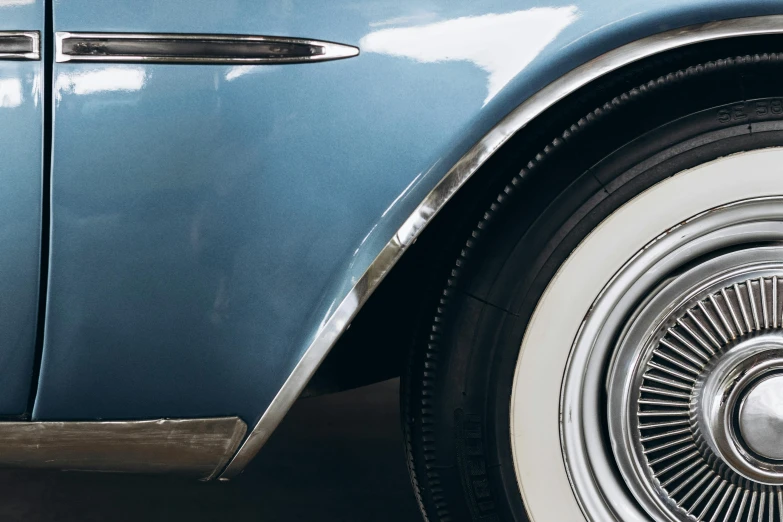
[55,32,359,64]
[219,15,783,479]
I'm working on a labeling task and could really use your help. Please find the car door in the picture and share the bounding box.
[0,3,44,415]
[34,0,362,423]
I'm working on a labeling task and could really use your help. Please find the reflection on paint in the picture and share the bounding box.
[0,78,22,108]
[31,71,41,107]
[369,13,438,28]
[55,67,147,102]
[0,0,34,5]
[361,7,579,105]
[225,65,275,81]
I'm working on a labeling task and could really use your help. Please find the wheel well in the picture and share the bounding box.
[303,33,783,397]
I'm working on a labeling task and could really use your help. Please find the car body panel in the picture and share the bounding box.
[35,0,783,434]
[0,2,43,415]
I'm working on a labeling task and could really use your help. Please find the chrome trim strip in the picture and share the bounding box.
[55,32,359,64]
[0,417,246,480]
[0,31,40,60]
[218,15,783,479]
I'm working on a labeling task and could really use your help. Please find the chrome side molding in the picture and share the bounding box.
[0,31,40,60]
[218,15,783,479]
[55,32,359,64]
[0,417,246,480]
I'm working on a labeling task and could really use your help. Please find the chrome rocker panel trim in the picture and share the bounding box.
[55,32,359,64]
[0,31,40,60]
[0,417,246,480]
[214,15,783,478]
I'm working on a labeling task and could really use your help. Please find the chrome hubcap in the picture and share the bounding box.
[561,197,783,522]
[621,271,783,519]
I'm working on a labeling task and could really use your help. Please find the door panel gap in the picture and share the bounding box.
[27,0,55,417]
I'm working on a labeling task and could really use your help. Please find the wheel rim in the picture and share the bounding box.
[510,149,783,522]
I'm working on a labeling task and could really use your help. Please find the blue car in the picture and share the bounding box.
[5,2,783,521]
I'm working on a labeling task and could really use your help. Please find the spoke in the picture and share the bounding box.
[659,455,701,486]
[734,283,753,332]
[677,310,715,354]
[638,410,690,417]
[647,360,697,382]
[647,443,695,465]
[701,482,731,521]
[639,386,691,400]
[638,419,690,429]
[698,301,728,344]
[670,465,710,497]
[760,278,770,329]
[726,488,747,522]
[640,427,691,443]
[643,373,693,391]
[642,436,692,454]
[768,490,773,522]
[746,490,757,522]
[710,293,736,340]
[686,475,721,514]
[722,287,745,335]
[746,280,761,330]
[683,312,719,353]
[664,331,710,364]
[655,346,703,374]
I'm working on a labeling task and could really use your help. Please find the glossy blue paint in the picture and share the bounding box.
[0,2,43,415]
[35,0,783,427]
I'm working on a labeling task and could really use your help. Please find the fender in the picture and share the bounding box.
[222,12,783,477]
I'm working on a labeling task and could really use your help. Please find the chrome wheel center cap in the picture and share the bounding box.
[739,373,783,461]
[695,337,783,485]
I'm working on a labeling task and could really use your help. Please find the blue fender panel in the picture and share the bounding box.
[0,2,43,414]
[35,0,783,424]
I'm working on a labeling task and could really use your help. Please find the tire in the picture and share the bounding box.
[403,52,783,522]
